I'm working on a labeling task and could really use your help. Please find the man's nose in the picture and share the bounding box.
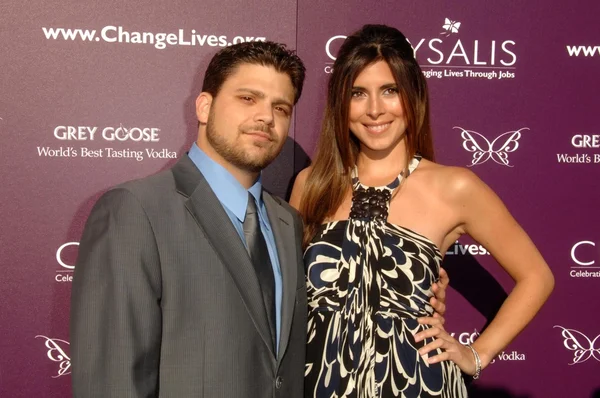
[254,103,275,126]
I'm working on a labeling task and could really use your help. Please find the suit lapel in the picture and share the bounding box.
[172,156,275,355]
[263,193,298,363]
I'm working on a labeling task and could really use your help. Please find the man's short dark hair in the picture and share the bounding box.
[202,41,306,104]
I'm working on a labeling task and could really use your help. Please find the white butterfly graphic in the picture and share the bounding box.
[441,18,461,36]
[455,126,529,167]
[36,335,71,377]
[554,325,600,365]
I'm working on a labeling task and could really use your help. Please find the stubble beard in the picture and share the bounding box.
[205,113,283,173]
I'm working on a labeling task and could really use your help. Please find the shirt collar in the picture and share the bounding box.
[188,143,263,222]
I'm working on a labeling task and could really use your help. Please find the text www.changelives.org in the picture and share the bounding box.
[566,45,600,57]
[42,26,266,50]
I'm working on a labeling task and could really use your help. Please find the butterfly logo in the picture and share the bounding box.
[441,18,461,36]
[455,126,529,167]
[554,325,600,365]
[36,335,71,377]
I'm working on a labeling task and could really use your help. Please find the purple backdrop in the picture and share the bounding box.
[1,0,598,396]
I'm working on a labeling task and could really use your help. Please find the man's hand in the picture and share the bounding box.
[418,267,449,327]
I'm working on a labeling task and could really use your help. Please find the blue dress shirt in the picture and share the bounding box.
[188,143,283,353]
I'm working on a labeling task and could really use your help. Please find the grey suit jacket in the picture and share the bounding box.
[70,155,307,397]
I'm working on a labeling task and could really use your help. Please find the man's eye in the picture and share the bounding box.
[275,106,289,115]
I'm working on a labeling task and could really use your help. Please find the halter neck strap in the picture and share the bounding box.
[351,155,422,190]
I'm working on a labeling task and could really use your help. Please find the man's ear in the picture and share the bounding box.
[196,92,213,124]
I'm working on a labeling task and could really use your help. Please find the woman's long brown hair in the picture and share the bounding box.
[299,25,436,246]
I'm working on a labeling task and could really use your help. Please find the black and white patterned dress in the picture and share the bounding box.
[304,156,467,398]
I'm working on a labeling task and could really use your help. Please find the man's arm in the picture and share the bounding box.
[418,267,449,328]
[431,267,449,320]
[70,188,162,397]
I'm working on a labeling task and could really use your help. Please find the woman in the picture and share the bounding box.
[290,25,554,397]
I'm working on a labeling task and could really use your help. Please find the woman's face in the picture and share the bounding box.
[348,60,407,155]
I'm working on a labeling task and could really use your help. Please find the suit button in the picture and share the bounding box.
[275,376,283,389]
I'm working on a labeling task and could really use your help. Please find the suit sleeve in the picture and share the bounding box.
[70,188,162,398]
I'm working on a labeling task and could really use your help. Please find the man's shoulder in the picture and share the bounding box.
[95,163,184,213]
[113,167,176,197]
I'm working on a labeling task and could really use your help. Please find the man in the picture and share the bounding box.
[70,41,448,397]
[71,41,307,397]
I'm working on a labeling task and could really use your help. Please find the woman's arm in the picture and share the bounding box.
[416,168,554,374]
[455,168,554,368]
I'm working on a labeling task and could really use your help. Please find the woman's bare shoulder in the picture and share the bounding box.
[295,166,313,184]
[289,166,313,209]
[414,159,484,199]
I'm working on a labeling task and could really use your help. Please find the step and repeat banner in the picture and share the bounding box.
[1,0,598,397]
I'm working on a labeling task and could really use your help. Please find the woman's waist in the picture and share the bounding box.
[307,299,433,319]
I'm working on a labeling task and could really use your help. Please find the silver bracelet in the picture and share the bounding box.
[465,344,482,380]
